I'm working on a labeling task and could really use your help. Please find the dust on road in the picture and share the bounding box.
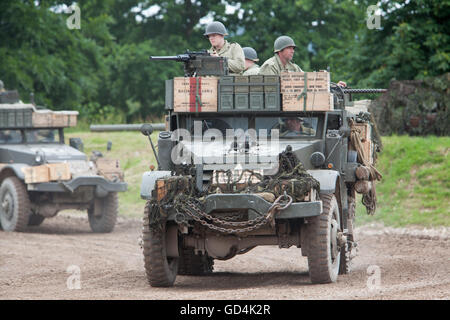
[0,213,448,300]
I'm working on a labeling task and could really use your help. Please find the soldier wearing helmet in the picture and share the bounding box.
[258,35,303,75]
[281,117,316,137]
[242,47,260,76]
[205,21,245,75]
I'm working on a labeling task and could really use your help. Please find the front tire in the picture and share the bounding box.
[142,201,179,287]
[0,177,31,232]
[88,192,118,233]
[306,193,341,283]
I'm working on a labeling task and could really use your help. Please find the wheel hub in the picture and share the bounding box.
[1,193,14,220]
[330,219,339,260]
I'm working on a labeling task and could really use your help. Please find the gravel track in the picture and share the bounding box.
[0,213,448,300]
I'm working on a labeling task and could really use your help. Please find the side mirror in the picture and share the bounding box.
[141,123,154,136]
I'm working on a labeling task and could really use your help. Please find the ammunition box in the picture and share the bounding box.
[0,106,33,128]
[235,93,249,110]
[234,76,249,93]
[264,76,279,92]
[220,76,234,93]
[249,75,264,92]
[265,93,280,110]
[250,93,264,110]
[219,93,234,110]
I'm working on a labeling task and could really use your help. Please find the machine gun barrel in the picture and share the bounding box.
[149,54,190,62]
[342,88,387,94]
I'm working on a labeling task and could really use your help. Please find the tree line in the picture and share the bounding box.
[0,0,448,123]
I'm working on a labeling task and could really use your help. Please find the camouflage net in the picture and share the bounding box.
[370,73,450,136]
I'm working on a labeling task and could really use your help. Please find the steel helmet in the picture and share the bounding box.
[242,47,259,62]
[274,35,296,52]
[204,21,228,37]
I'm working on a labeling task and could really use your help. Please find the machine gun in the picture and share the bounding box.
[150,50,229,77]
[330,83,387,110]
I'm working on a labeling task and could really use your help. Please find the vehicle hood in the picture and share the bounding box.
[0,143,87,165]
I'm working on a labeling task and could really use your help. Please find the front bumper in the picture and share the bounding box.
[168,193,322,221]
[26,176,128,193]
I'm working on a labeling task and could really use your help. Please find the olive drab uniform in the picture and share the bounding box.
[242,64,260,76]
[258,54,303,76]
[208,40,245,75]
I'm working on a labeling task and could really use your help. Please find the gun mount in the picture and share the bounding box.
[150,50,229,77]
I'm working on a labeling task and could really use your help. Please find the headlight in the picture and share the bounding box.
[35,150,45,165]
[310,152,325,167]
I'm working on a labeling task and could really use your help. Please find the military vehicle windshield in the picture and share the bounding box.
[188,116,248,136]
[25,129,60,143]
[184,115,319,138]
[0,130,22,144]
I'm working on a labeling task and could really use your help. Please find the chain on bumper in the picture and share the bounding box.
[175,193,293,234]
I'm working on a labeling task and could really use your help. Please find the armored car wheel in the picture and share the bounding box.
[88,192,118,233]
[0,177,31,232]
[306,193,341,283]
[142,201,179,287]
[178,247,214,275]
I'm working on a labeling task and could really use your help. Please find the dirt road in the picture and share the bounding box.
[0,213,449,300]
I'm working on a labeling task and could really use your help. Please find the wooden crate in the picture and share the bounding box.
[22,165,50,184]
[96,158,124,181]
[282,92,333,111]
[280,71,330,93]
[173,77,218,112]
[32,110,53,127]
[48,163,71,181]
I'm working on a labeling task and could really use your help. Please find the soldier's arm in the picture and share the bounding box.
[227,43,246,74]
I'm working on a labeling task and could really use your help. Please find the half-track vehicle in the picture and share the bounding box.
[0,90,127,232]
[140,52,384,286]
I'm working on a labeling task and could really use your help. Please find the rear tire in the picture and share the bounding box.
[306,193,341,283]
[88,192,118,233]
[142,201,178,287]
[0,177,31,232]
